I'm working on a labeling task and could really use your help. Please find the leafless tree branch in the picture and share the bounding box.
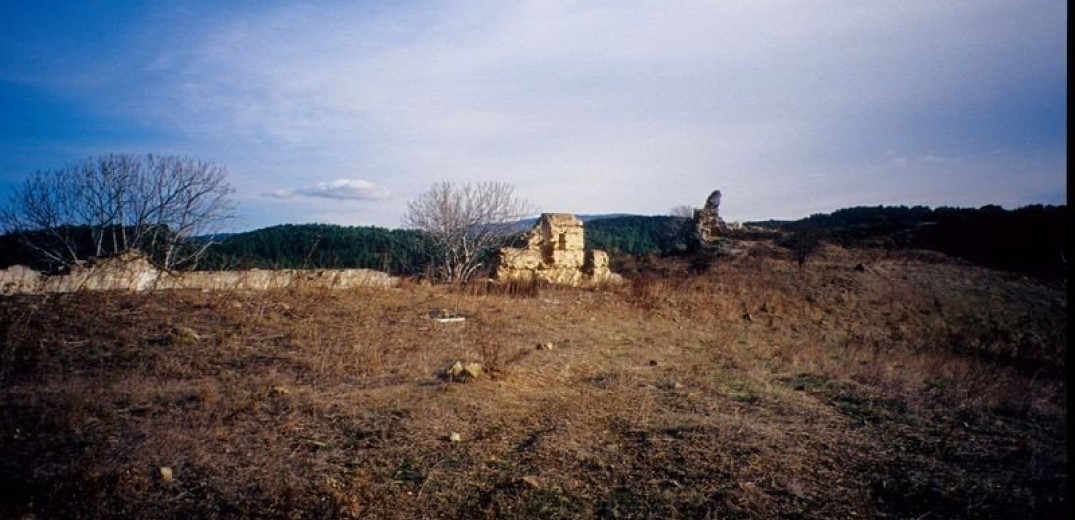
[403,181,534,284]
[0,154,236,271]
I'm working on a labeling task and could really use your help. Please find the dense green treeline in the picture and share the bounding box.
[585,216,688,256]
[0,225,185,273]
[0,228,85,272]
[909,205,1066,278]
[785,204,1067,279]
[198,224,429,275]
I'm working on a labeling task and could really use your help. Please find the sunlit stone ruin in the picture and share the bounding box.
[0,251,398,295]
[495,213,622,286]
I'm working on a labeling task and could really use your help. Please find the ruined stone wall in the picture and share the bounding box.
[495,213,622,286]
[0,252,398,295]
[585,250,617,282]
[693,189,730,245]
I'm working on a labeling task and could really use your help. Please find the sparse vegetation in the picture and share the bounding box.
[0,244,1065,519]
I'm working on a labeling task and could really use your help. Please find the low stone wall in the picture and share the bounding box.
[0,254,398,295]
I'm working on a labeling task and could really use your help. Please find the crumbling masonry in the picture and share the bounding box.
[0,251,397,295]
[495,213,621,286]
[693,189,730,245]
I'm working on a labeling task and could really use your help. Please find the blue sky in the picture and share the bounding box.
[1,1,1067,231]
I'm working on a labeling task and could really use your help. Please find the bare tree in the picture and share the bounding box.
[1,154,236,271]
[655,204,697,255]
[403,181,534,284]
[783,227,825,270]
[669,204,695,220]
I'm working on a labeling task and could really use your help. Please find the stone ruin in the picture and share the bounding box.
[693,189,730,246]
[0,250,398,295]
[494,213,622,286]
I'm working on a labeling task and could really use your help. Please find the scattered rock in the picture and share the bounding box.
[537,342,555,351]
[742,312,753,322]
[648,360,660,367]
[429,309,466,323]
[159,466,174,482]
[449,432,462,443]
[270,386,291,396]
[853,263,867,272]
[443,361,483,381]
[168,326,201,344]
[463,362,483,379]
[520,475,542,489]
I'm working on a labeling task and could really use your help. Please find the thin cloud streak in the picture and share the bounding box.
[266,179,391,201]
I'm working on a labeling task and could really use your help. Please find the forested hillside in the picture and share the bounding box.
[198,224,429,275]
[585,215,688,256]
[784,205,1067,279]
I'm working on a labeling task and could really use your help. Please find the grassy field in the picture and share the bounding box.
[0,245,1066,518]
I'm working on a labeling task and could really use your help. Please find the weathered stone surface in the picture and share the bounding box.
[540,268,586,286]
[540,213,586,253]
[499,248,543,271]
[584,250,620,283]
[0,250,399,294]
[550,250,586,269]
[0,265,41,295]
[495,213,622,286]
[705,190,722,212]
[444,361,483,381]
[693,189,730,245]
[589,250,610,269]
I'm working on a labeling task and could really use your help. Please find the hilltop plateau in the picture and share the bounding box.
[0,244,1065,518]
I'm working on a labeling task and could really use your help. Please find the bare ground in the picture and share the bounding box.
[0,248,1066,519]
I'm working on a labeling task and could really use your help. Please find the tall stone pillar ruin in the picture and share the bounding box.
[693,189,730,246]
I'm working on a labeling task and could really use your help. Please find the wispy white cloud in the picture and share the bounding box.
[918,155,963,165]
[886,151,963,167]
[266,179,391,201]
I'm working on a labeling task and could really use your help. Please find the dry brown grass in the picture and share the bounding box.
[0,246,1066,519]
